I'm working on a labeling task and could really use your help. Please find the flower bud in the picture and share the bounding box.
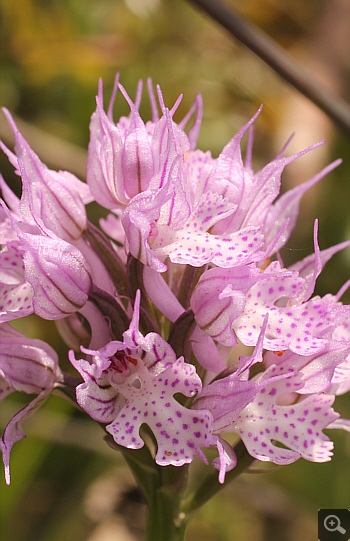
[18,230,92,320]
[0,323,63,394]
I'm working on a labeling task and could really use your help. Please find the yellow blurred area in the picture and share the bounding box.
[1,0,135,85]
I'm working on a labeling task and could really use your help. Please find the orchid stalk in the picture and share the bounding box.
[1,76,349,540]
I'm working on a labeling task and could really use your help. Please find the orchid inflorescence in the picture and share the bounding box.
[0,75,349,493]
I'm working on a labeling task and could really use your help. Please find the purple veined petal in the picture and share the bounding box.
[121,125,154,199]
[212,135,316,236]
[2,109,89,241]
[202,107,262,234]
[87,77,191,212]
[96,95,126,204]
[192,283,244,347]
[18,162,87,241]
[122,205,168,273]
[194,375,265,433]
[211,107,262,191]
[69,349,125,423]
[116,82,155,199]
[17,230,92,320]
[231,364,340,465]
[77,373,125,424]
[156,155,191,230]
[51,170,93,206]
[0,322,62,394]
[191,265,263,347]
[0,174,20,215]
[150,108,187,192]
[265,159,342,253]
[241,141,325,230]
[122,178,175,271]
[87,94,126,209]
[0,389,51,484]
[154,87,190,157]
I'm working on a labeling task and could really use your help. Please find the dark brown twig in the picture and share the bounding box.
[188,0,350,136]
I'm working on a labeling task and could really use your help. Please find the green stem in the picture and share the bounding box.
[146,465,189,541]
[180,439,255,520]
[108,433,189,540]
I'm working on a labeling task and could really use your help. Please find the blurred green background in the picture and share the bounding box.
[0,1,349,540]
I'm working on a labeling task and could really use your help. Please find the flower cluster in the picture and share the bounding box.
[1,75,349,485]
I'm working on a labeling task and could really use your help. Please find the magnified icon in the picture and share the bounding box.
[324,515,347,534]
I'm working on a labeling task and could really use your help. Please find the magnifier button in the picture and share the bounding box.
[324,515,346,534]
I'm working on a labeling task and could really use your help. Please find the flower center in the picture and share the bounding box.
[110,350,138,374]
